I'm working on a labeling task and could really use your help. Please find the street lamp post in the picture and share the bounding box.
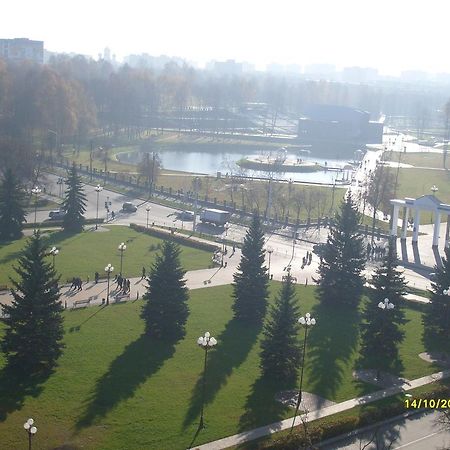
[267,246,274,279]
[95,185,103,230]
[118,242,127,276]
[23,418,37,450]
[376,297,395,380]
[49,246,59,269]
[31,186,42,232]
[291,312,316,432]
[197,331,217,429]
[57,177,64,197]
[146,206,151,229]
[104,263,114,305]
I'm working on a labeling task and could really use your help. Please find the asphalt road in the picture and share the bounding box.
[319,410,450,450]
[28,172,434,291]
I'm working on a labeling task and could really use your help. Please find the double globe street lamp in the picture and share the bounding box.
[104,263,114,305]
[95,185,103,230]
[376,297,395,380]
[197,331,217,430]
[118,242,127,276]
[49,246,59,269]
[23,418,37,450]
[31,186,42,232]
[291,312,316,432]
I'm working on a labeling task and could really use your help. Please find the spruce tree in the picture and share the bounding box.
[360,238,407,370]
[426,246,450,336]
[260,272,301,383]
[141,241,189,339]
[317,193,366,306]
[232,212,269,323]
[0,168,26,241]
[62,164,87,232]
[1,232,64,372]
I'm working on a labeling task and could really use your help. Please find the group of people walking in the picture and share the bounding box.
[301,251,313,269]
[114,274,131,294]
[366,243,386,261]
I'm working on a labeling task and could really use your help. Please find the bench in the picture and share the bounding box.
[72,296,95,309]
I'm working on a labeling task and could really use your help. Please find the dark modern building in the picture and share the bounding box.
[298,104,383,144]
[0,38,44,63]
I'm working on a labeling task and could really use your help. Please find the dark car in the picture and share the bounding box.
[178,210,195,221]
[48,210,67,220]
[122,202,137,212]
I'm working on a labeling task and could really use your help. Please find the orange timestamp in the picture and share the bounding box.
[404,397,449,409]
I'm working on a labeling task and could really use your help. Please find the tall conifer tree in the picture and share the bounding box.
[62,164,87,232]
[0,168,26,241]
[360,238,407,370]
[1,232,64,372]
[425,246,450,336]
[260,272,300,383]
[141,241,189,339]
[232,213,268,323]
[317,194,366,306]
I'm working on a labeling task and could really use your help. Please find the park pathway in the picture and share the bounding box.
[190,369,450,450]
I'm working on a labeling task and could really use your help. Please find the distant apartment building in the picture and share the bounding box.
[0,38,44,63]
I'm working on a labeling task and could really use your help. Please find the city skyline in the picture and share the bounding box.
[1,0,449,76]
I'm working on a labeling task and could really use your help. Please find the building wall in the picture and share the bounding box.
[0,38,44,63]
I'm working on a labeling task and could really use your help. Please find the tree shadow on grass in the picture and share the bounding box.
[307,301,360,404]
[76,333,177,429]
[238,376,289,434]
[183,318,262,430]
[0,364,52,422]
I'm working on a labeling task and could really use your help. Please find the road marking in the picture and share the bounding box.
[393,430,443,449]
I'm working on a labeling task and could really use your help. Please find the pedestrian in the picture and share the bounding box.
[70,277,76,290]
[111,211,115,219]
[77,277,83,291]
[118,275,123,289]
[86,275,90,284]
[64,300,67,309]
[127,279,131,292]
[95,271,99,284]
[141,266,146,280]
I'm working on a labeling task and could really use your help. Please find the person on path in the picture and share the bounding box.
[141,266,146,280]
[95,271,99,284]
[127,279,131,293]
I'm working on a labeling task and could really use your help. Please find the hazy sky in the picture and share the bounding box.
[2,0,448,75]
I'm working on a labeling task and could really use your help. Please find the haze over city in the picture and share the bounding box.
[2,0,449,75]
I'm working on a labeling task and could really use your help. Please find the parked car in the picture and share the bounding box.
[178,210,195,221]
[122,202,137,212]
[48,209,67,220]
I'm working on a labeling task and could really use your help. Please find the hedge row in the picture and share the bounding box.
[129,223,220,252]
[259,384,450,449]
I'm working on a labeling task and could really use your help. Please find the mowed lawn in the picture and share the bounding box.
[0,226,213,287]
[0,284,442,450]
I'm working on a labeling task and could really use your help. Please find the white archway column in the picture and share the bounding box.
[391,204,400,236]
[401,206,409,240]
[432,212,441,247]
[412,209,420,243]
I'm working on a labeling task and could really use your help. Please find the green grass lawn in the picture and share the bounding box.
[385,151,447,169]
[0,284,442,450]
[0,226,213,287]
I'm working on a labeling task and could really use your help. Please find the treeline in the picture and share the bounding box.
[1,54,449,177]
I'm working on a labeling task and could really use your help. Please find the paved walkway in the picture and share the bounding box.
[191,369,450,450]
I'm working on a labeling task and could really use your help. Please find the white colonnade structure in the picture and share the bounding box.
[390,195,450,248]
